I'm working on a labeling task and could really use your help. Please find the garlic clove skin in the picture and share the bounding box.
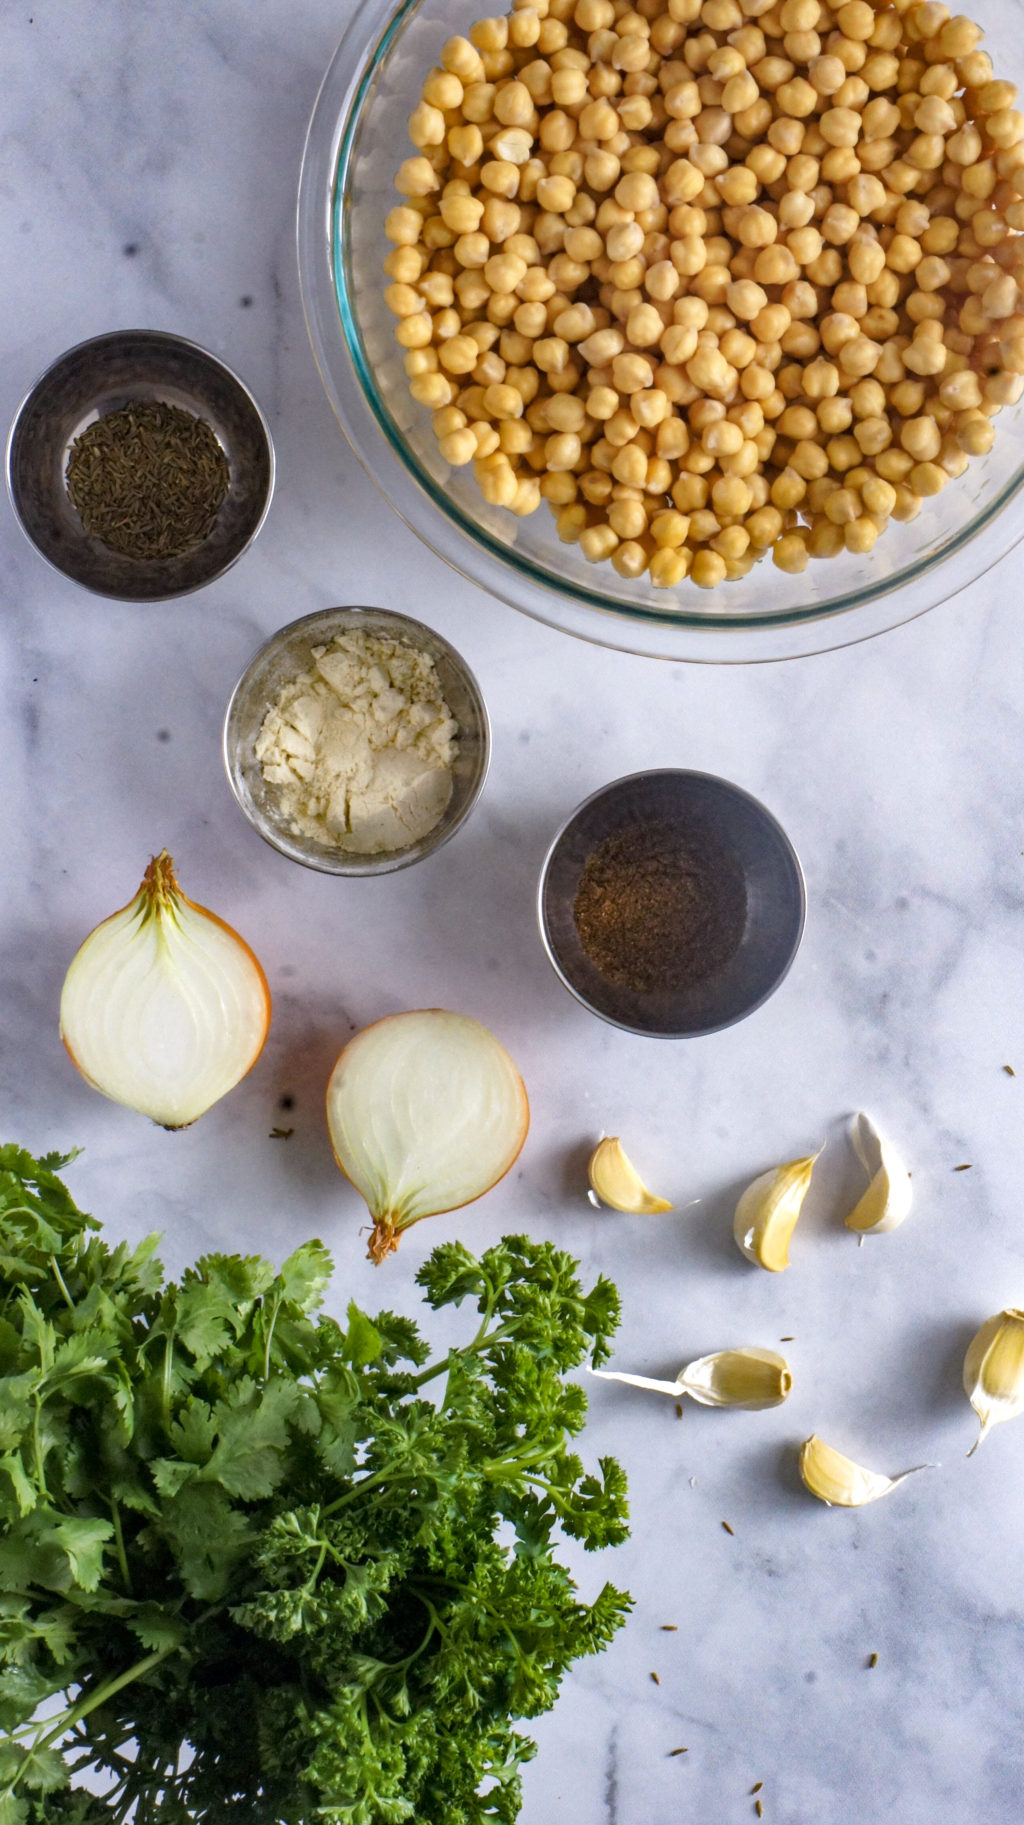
[589,1368,685,1397]
[844,1112,912,1236]
[587,1137,672,1214]
[799,1434,931,1507]
[60,852,270,1130]
[733,1152,820,1272]
[963,1308,1024,1456]
[679,1348,792,1409]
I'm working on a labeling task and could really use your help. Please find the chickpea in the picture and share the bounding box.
[387,0,1024,586]
[772,531,810,571]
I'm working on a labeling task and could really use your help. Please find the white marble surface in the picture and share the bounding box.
[3,2,1024,1820]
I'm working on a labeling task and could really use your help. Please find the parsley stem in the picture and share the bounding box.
[49,1252,76,1310]
[262,1290,282,1382]
[161,1331,175,1426]
[2,1642,179,1801]
[110,1495,132,1593]
[321,1454,410,1516]
[406,1316,513,1391]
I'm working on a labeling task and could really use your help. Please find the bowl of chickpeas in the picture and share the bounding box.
[297,0,1024,660]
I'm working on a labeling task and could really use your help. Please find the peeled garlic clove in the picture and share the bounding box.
[588,1137,672,1215]
[844,1112,912,1236]
[60,851,270,1130]
[963,1308,1024,1456]
[733,1152,820,1272]
[799,1434,930,1507]
[679,1348,792,1409]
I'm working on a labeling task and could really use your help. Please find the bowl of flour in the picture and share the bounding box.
[224,606,489,874]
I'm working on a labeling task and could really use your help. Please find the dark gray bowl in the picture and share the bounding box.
[538,770,805,1037]
[6,329,274,600]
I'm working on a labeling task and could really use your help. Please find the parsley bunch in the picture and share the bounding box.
[0,1146,630,1825]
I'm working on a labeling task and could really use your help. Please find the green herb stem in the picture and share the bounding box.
[1,1642,180,1802]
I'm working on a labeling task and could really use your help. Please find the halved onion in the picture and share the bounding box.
[326,1010,529,1263]
[60,851,270,1129]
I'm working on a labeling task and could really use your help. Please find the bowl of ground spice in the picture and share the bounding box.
[223,605,489,875]
[538,771,805,1037]
[6,330,273,600]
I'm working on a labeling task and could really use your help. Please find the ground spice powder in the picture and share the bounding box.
[573,818,747,995]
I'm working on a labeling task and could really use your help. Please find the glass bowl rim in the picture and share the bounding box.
[297,0,1024,661]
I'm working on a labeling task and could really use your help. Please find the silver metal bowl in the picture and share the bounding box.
[6,329,274,600]
[538,770,805,1037]
[223,605,490,876]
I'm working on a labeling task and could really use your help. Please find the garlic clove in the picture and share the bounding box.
[963,1308,1024,1455]
[733,1152,820,1272]
[587,1137,672,1214]
[844,1112,912,1236]
[591,1346,792,1408]
[799,1434,931,1507]
[679,1348,792,1409]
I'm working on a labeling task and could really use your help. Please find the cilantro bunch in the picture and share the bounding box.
[0,1146,630,1825]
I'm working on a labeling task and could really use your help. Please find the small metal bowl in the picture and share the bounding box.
[224,605,490,876]
[6,329,274,600]
[538,770,805,1037]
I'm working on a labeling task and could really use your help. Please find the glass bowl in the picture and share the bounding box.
[7,330,274,601]
[223,605,490,875]
[538,770,805,1035]
[297,0,1024,663]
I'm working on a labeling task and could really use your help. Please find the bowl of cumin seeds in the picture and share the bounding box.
[538,770,805,1037]
[6,329,273,600]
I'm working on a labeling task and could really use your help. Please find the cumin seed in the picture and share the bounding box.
[660,1624,678,1631]
[751,1782,763,1794]
[669,1747,688,1757]
[756,1800,764,1817]
[954,1163,972,1171]
[650,1671,661,1685]
[868,1652,879,1668]
[721,1520,735,1536]
[1004,1065,1016,1076]
[675,1402,684,1418]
